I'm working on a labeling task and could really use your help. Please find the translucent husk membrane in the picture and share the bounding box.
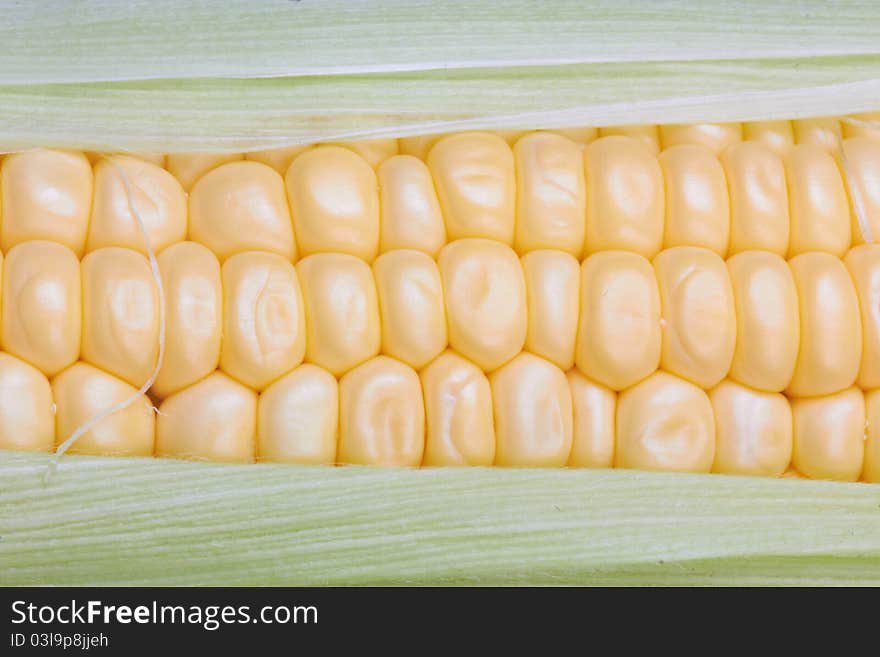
[1,1,879,586]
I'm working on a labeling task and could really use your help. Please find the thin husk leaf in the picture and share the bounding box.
[2,0,879,84]
[2,0,879,152]
[1,451,879,586]
[0,56,879,153]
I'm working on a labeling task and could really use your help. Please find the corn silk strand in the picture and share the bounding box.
[47,157,167,481]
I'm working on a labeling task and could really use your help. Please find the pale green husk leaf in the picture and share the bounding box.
[0,57,879,153]
[0,1,879,152]
[1,451,879,586]
[2,0,879,84]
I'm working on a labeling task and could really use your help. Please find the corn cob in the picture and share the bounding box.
[0,119,879,486]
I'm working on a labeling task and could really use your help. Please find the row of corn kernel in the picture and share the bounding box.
[0,235,873,475]
[0,240,877,480]
[2,344,878,482]
[0,237,877,410]
[164,114,880,182]
[193,125,867,262]
[3,119,877,276]
[398,115,879,158]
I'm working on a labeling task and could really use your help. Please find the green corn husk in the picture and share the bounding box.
[0,1,879,152]
[1,1,879,586]
[1,57,880,154]
[4,0,879,84]
[2,451,879,586]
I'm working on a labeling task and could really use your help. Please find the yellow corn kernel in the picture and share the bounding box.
[420,350,495,467]
[165,153,243,191]
[659,123,743,156]
[841,138,880,244]
[720,142,790,256]
[865,390,880,483]
[490,352,573,467]
[566,370,615,469]
[584,136,664,258]
[286,146,380,262]
[377,155,446,257]
[373,250,447,370]
[654,246,736,389]
[296,253,381,377]
[842,112,880,141]
[597,125,659,154]
[709,379,792,477]
[616,370,715,473]
[550,127,597,144]
[513,132,586,256]
[427,132,516,244]
[189,161,297,262]
[576,251,661,391]
[326,138,399,169]
[0,149,93,255]
[791,386,865,482]
[726,251,799,392]
[1,241,81,377]
[787,252,862,397]
[0,353,54,451]
[521,250,579,370]
[87,155,187,255]
[793,117,842,153]
[245,145,312,174]
[438,238,527,372]
[338,356,425,466]
[398,134,443,160]
[53,362,154,456]
[844,245,880,389]
[151,242,222,399]
[658,144,730,255]
[220,251,306,391]
[257,364,338,464]
[81,247,159,388]
[784,144,851,257]
[742,120,794,156]
[156,371,256,463]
